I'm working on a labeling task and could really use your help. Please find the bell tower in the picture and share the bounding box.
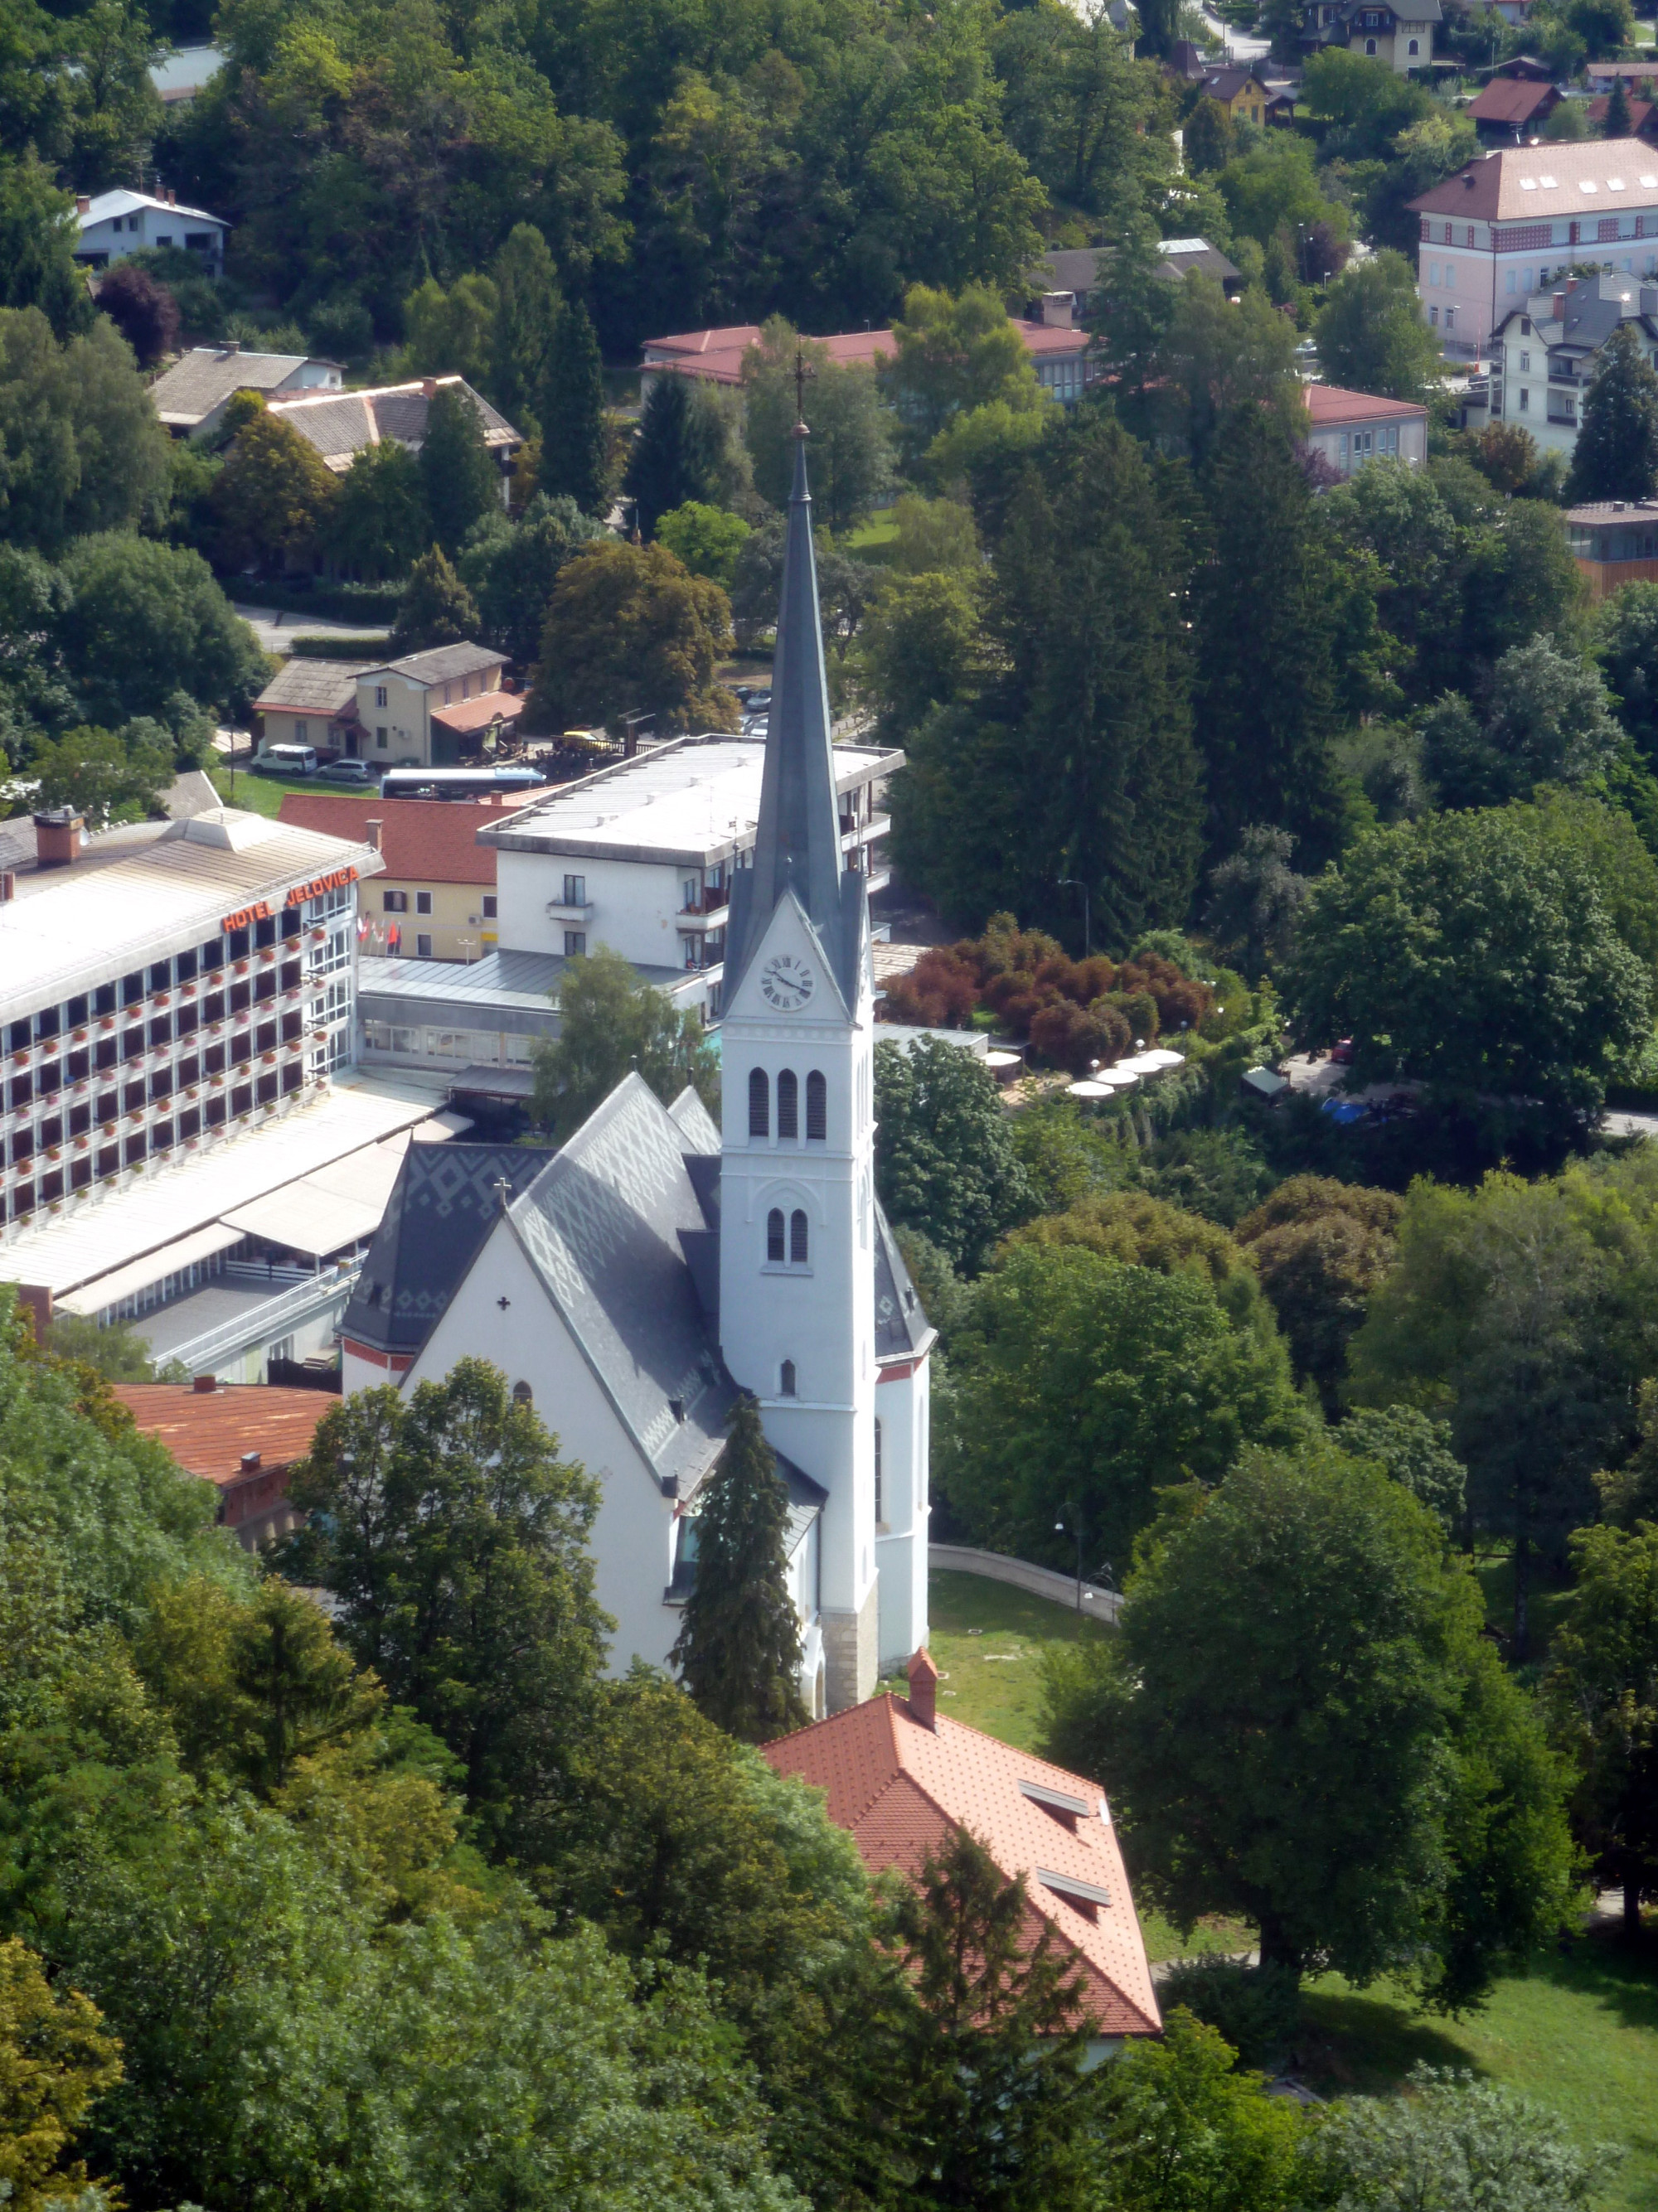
[719,424,879,1712]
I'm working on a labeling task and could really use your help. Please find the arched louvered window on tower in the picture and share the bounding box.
[780,1359,797,1396]
[777,1068,798,1139]
[790,1208,809,1265]
[749,1067,768,1137]
[767,1208,785,1263]
[806,1071,827,1140]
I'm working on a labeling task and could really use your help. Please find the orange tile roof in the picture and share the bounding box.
[1303,381,1428,424]
[276,793,546,887]
[763,1682,1161,2039]
[429,691,528,737]
[111,1382,332,1486]
[641,319,1086,386]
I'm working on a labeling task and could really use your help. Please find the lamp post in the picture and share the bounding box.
[1058,876,1091,959]
[1054,1508,1085,1615]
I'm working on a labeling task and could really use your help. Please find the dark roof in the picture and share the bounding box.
[1042,246,1107,294]
[1160,240,1243,284]
[367,644,508,687]
[875,1209,935,1362]
[1201,65,1270,98]
[723,434,866,1014]
[255,660,371,716]
[1467,75,1557,123]
[1498,271,1658,353]
[344,1142,555,1353]
[1496,55,1556,79]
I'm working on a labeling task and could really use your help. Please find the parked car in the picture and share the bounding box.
[1330,1038,1355,1064]
[255,742,318,777]
[317,758,375,784]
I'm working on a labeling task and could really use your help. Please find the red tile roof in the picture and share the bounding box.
[429,691,528,737]
[1589,94,1657,133]
[642,319,1085,386]
[1467,76,1556,124]
[1303,381,1428,424]
[276,792,546,886]
[111,1382,332,1485]
[763,1679,1161,2039]
[1409,139,1658,220]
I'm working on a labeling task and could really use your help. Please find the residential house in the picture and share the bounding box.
[111,1378,332,1547]
[1302,0,1438,70]
[149,343,342,439]
[1409,140,1658,357]
[640,317,1094,407]
[355,645,515,769]
[1588,90,1658,143]
[264,376,521,495]
[1468,270,1658,453]
[279,792,552,961]
[1565,498,1658,598]
[1588,60,1658,85]
[1036,240,1243,328]
[1303,382,1429,472]
[763,1651,1161,2053]
[1197,65,1276,125]
[1466,73,1562,142]
[74,186,227,273]
[252,660,373,757]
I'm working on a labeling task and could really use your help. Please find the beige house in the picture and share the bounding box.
[354,645,517,768]
[252,660,372,754]
[1302,0,1437,71]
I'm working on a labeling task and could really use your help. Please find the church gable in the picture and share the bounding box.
[722,888,855,1028]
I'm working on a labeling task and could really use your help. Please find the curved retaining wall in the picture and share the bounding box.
[928,1542,1122,1624]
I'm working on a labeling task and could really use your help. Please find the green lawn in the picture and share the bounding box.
[211,764,316,818]
[843,513,899,560]
[880,1568,1109,1750]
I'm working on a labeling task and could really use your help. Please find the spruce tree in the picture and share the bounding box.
[541,298,609,515]
[490,222,562,434]
[391,545,481,651]
[419,385,503,551]
[671,1394,809,1743]
[624,372,720,538]
[1605,72,1633,136]
[1568,322,1658,503]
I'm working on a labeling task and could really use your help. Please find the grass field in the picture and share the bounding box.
[210,764,316,819]
[881,1568,1110,1750]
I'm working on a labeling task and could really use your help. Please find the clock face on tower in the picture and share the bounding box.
[760,952,816,1011]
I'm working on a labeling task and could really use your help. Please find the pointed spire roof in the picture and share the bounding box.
[723,428,866,1008]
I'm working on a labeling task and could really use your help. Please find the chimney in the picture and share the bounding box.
[33,810,83,869]
[167,186,176,206]
[75,195,90,214]
[1554,289,1566,322]
[364,817,383,851]
[0,869,13,904]
[1040,289,1075,330]
[420,377,437,399]
[1567,274,1579,294]
[240,1450,261,1474]
[222,337,240,356]
[193,1372,217,1392]
[907,1646,938,1730]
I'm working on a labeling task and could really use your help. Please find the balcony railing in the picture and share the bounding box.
[158,1263,361,1377]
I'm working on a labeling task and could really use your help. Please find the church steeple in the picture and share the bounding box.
[723,427,864,1008]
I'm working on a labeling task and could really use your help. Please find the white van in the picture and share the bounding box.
[255,742,319,777]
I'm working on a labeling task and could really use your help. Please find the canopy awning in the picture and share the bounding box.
[57,1221,247,1317]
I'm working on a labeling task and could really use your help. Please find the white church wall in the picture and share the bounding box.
[875,1360,930,1670]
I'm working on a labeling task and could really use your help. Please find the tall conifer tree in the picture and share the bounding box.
[625,372,720,538]
[541,298,609,515]
[490,223,561,433]
[671,1395,809,1743]
[1568,322,1658,503]
[419,385,502,551]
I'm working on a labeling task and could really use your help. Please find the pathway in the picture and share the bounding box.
[233,604,390,656]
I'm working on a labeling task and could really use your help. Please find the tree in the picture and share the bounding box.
[1568,323,1658,503]
[1314,249,1443,402]
[488,224,560,433]
[401,271,499,389]
[740,317,897,530]
[1596,580,1658,767]
[458,495,604,664]
[1605,71,1634,137]
[1508,789,1658,979]
[1311,2065,1620,2210]
[1340,1405,1468,1528]
[655,500,751,588]
[326,443,429,582]
[942,1241,1306,1569]
[56,535,269,727]
[1042,1441,1576,2001]
[880,283,1046,470]
[1462,497,1588,672]
[1202,825,1311,982]
[1472,421,1540,496]
[1235,1177,1403,1412]
[0,308,169,554]
[1094,2011,1312,2212]
[671,1396,809,1742]
[418,385,502,554]
[1130,276,1302,474]
[1544,1521,1658,1935]
[42,1312,156,1382]
[624,373,723,539]
[0,1938,122,2212]
[95,261,178,370]
[873,1036,1034,1275]
[1423,636,1623,810]
[206,405,339,573]
[390,546,481,652]
[531,942,720,1140]
[278,1359,609,1840]
[528,540,736,737]
[1183,96,1238,175]
[0,154,93,343]
[27,721,175,827]
[857,569,981,741]
[538,298,608,515]
[1282,807,1651,1118]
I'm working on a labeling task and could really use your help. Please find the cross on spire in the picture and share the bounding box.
[793,344,816,436]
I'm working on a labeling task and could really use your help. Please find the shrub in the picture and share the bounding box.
[1156,1958,1302,2073]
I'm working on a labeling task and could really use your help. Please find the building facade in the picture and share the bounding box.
[279,794,548,961]
[1566,498,1658,598]
[1468,271,1658,455]
[1410,140,1658,357]
[1302,381,1429,472]
[1301,0,1437,69]
[75,186,226,270]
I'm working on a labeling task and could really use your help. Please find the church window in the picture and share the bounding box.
[790,1208,809,1265]
[749,1067,769,1137]
[875,1417,884,1526]
[778,1068,798,1138]
[511,1380,533,1405]
[780,1359,797,1396]
[768,1208,786,1262]
[806,1071,827,1140]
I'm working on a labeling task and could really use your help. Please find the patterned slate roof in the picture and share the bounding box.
[343,1142,555,1353]
[764,1686,1160,2040]
[874,1208,934,1362]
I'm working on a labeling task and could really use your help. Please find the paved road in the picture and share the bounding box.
[233,603,389,656]
[1603,1110,1658,1141]
[1196,6,1271,61]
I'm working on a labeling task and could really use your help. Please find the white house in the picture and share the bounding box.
[344,433,934,1711]
[75,187,227,273]
[1410,139,1658,358]
[1467,270,1658,457]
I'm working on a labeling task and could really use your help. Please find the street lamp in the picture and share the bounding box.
[1054,1508,1086,1615]
[1058,876,1091,959]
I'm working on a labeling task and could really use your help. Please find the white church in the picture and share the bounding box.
[342,432,933,1713]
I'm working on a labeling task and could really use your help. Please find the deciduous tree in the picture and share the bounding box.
[530,942,720,1139]
[326,443,429,582]
[390,546,480,652]
[0,1938,122,2212]
[1236,1177,1403,1411]
[529,539,736,735]
[1314,249,1442,401]
[207,404,339,573]
[873,1035,1034,1274]
[741,317,896,530]
[56,535,268,726]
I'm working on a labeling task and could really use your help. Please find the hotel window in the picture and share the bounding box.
[563,931,587,956]
[383,888,408,912]
[562,874,585,905]
[415,891,432,914]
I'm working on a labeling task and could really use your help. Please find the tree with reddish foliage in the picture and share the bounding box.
[96,261,179,369]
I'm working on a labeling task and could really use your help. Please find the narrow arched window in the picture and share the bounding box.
[511,1380,533,1406]
[749,1067,768,1137]
[767,1208,785,1263]
[806,1071,827,1140]
[790,1208,809,1266]
[777,1068,798,1139]
[874,1416,884,1525]
[780,1359,797,1396]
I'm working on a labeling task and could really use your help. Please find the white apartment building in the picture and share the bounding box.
[1411,140,1658,357]
[1467,271,1658,455]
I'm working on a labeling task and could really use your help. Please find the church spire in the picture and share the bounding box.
[724,425,863,1004]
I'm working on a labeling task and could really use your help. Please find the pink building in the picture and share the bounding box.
[1409,140,1658,358]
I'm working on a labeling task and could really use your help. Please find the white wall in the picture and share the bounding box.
[356,673,429,767]
[495,849,694,968]
[875,1358,930,1670]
